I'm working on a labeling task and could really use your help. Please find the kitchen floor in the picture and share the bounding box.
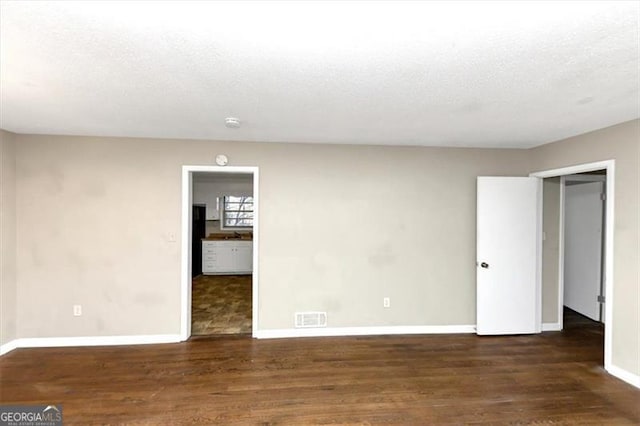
[191,274,252,335]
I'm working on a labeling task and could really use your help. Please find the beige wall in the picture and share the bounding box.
[1,130,18,345]
[7,120,639,380]
[530,119,640,376]
[542,177,561,324]
[13,135,529,337]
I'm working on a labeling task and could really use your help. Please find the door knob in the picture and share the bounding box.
[480,262,489,269]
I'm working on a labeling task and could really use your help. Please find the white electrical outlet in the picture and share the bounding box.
[383,297,390,308]
[73,305,82,316]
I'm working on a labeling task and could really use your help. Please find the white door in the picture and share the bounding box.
[477,177,541,335]
[564,181,604,321]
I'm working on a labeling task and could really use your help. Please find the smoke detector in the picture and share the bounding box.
[225,117,241,128]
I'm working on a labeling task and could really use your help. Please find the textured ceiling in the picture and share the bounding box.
[1,1,638,148]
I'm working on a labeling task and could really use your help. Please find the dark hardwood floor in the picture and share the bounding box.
[1,309,638,425]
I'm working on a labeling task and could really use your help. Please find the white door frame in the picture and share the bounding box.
[530,160,614,370]
[180,165,260,340]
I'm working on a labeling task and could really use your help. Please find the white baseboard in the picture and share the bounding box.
[0,334,182,356]
[254,324,476,339]
[0,339,20,356]
[542,322,562,331]
[607,364,640,389]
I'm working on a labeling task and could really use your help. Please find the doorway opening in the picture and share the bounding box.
[531,160,614,370]
[562,171,606,324]
[180,166,259,340]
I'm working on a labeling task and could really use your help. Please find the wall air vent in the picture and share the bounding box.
[295,312,327,328]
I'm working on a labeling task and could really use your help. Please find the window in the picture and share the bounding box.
[222,196,253,228]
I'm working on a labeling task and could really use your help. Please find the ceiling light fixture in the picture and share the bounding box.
[225,117,241,128]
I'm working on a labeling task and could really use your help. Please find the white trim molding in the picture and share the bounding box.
[558,176,566,331]
[607,365,640,389]
[0,334,182,355]
[541,322,562,331]
[254,325,476,339]
[530,160,615,370]
[0,339,20,356]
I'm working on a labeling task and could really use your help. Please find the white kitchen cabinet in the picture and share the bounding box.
[204,197,220,221]
[194,196,219,221]
[235,243,253,271]
[192,185,220,220]
[202,240,252,275]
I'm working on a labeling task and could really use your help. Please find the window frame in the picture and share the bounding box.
[220,195,254,229]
